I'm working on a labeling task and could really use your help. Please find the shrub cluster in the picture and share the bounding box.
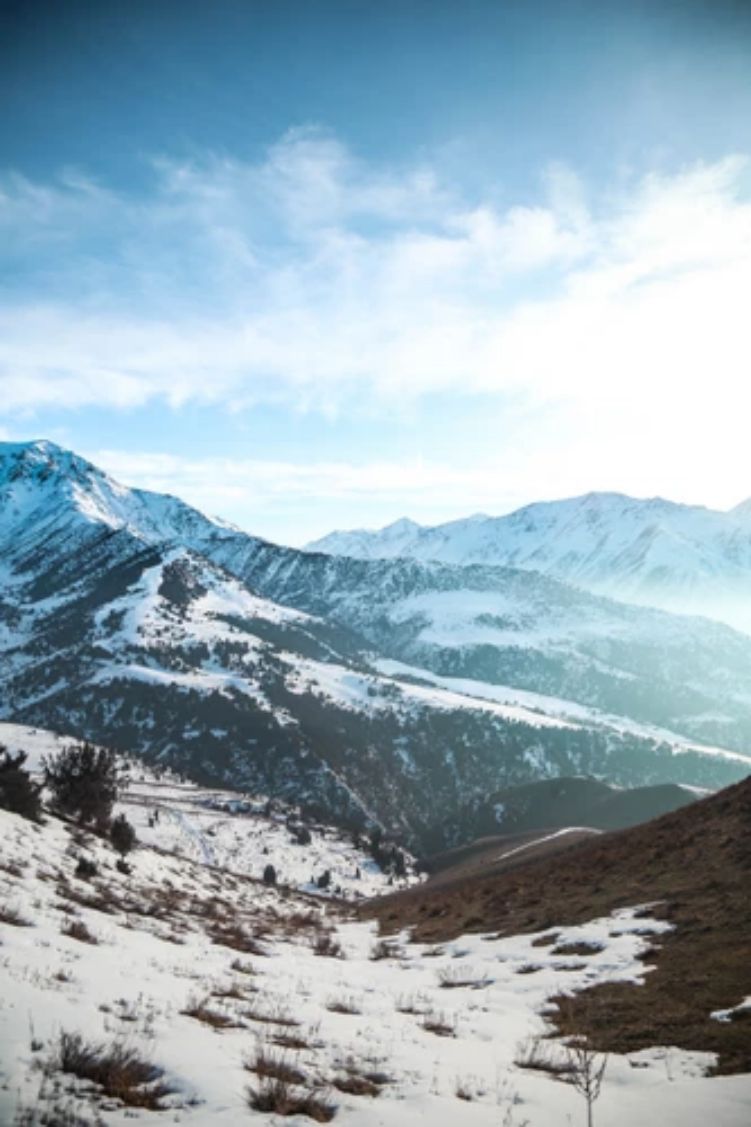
[0,746,42,822]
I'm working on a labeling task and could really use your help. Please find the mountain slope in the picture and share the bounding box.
[365,775,751,1073]
[307,492,751,631]
[230,545,751,755]
[1,440,749,851]
[5,799,745,1125]
[438,774,702,848]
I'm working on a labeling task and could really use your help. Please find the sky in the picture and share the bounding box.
[1,0,751,545]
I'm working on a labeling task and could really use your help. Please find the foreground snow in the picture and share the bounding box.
[1,807,749,1125]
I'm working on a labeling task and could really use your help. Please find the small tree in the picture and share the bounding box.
[43,742,119,830]
[564,1034,607,1127]
[316,869,331,890]
[0,746,43,822]
[110,813,136,856]
[262,863,277,886]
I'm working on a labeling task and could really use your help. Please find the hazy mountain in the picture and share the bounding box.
[307,492,751,631]
[1,440,749,850]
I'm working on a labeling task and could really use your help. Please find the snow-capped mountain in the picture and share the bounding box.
[2,440,750,850]
[307,492,751,632]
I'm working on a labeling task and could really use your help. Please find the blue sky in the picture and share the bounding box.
[2,0,751,544]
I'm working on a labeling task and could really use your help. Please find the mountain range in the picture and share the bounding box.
[1,439,749,851]
[308,493,751,632]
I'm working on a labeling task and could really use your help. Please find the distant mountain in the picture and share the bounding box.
[1,440,749,850]
[307,492,751,632]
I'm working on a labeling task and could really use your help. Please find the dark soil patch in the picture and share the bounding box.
[363,777,751,1073]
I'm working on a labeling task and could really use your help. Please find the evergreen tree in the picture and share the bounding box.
[43,742,119,830]
[110,813,136,856]
[0,746,43,822]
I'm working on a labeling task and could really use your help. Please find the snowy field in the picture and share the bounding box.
[1,803,750,1126]
[0,723,413,900]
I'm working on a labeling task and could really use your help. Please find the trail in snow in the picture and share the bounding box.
[166,805,216,866]
[496,826,602,863]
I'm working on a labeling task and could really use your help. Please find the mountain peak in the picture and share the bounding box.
[383,517,422,534]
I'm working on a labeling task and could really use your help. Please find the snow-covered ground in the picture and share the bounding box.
[0,723,415,900]
[1,805,749,1126]
[373,660,751,766]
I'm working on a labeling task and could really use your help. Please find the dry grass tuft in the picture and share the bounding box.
[60,918,98,944]
[313,933,343,959]
[421,1012,455,1037]
[437,966,491,989]
[51,1030,173,1109]
[246,1076,336,1121]
[552,940,604,957]
[514,1036,577,1077]
[181,994,243,1030]
[244,1047,307,1085]
[210,923,268,955]
[369,939,401,961]
[0,903,33,927]
[325,995,361,1015]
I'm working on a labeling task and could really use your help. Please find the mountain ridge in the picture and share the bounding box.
[1,439,750,850]
[307,489,751,631]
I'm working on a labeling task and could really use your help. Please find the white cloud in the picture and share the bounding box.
[86,448,518,544]
[1,133,750,517]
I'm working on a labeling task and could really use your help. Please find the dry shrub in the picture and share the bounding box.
[210,923,268,956]
[437,966,491,989]
[331,1058,388,1098]
[369,939,402,961]
[514,1036,576,1077]
[0,902,33,927]
[332,1073,381,1097]
[325,995,361,1015]
[181,994,243,1030]
[0,858,25,878]
[394,991,431,1015]
[243,1002,300,1028]
[61,919,98,944]
[421,1012,455,1037]
[313,933,343,958]
[211,981,251,1001]
[51,1030,173,1109]
[230,957,257,976]
[244,1046,307,1085]
[246,1076,336,1121]
[531,931,561,948]
[284,910,325,935]
[270,1030,312,1050]
[552,940,605,957]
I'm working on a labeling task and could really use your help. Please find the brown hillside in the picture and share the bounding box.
[362,776,751,1073]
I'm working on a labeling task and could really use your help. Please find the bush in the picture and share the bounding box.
[0,746,42,822]
[60,919,98,945]
[43,743,119,830]
[74,856,98,880]
[52,1030,173,1109]
[246,1075,336,1121]
[110,814,136,856]
[316,869,331,891]
[263,863,277,885]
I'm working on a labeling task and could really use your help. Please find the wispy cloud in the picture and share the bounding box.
[9,129,746,414]
[87,448,516,544]
[2,131,750,525]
